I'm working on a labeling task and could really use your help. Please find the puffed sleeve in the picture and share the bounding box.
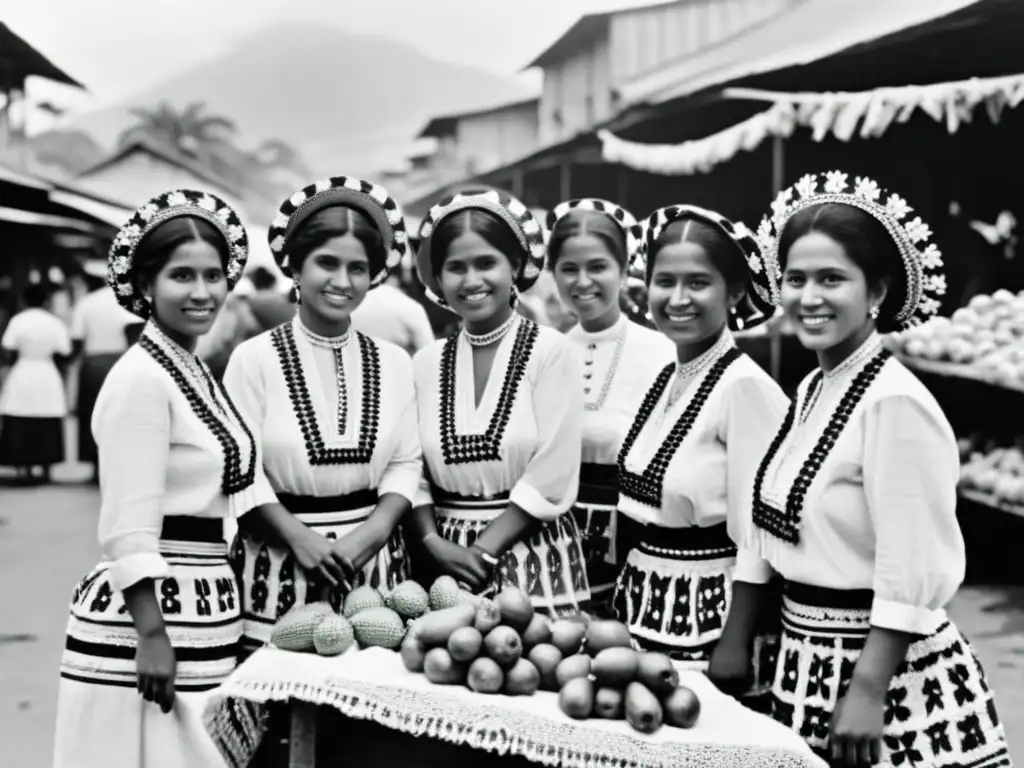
[377,351,423,503]
[95,367,172,592]
[1,315,19,350]
[863,393,965,634]
[221,342,278,515]
[509,338,583,521]
[722,372,789,584]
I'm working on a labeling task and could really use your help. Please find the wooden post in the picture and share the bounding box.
[616,165,629,208]
[559,158,572,201]
[511,167,525,200]
[287,701,318,768]
[769,134,785,384]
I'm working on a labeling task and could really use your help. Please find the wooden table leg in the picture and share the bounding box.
[288,700,317,768]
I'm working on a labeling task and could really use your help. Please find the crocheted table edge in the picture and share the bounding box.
[203,676,822,768]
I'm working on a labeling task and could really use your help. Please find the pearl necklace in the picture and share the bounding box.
[666,330,734,408]
[299,321,351,350]
[298,321,350,433]
[583,323,628,412]
[464,312,518,347]
[798,333,883,425]
[147,322,224,414]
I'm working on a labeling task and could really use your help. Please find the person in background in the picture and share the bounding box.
[0,282,72,485]
[195,285,261,381]
[70,274,139,482]
[350,271,436,356]
[245,265,296,331]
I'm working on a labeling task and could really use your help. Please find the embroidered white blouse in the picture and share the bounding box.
[566,315,676,466]
[736,333,966,636]
[413,318,584,521]
[94,324,276,593]
[618,331,789,544]
[222,318,422,503]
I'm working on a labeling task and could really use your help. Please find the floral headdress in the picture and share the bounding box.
[107,189,248,319]
[267,176,408,286]
[641,203,773,331]
[751,171,945,329]
[416,190,545,309]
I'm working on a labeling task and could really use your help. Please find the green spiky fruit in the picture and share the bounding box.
[350,607,406,649]
[270,602,335,653]
[314,614,355,656]
[429,576,462,611]
[387,581,431,620]
[343,585,384,618]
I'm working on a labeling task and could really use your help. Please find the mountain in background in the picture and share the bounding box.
[58,22,535,179]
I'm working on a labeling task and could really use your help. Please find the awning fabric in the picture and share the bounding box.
[50,189,132,228]
[620,0,985,106]
[601,72,1024,175]
[0,206,96,232]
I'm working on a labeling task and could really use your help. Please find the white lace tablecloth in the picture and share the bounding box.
[203,646,828,768]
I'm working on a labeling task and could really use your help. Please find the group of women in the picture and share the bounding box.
[52,173,1012,768]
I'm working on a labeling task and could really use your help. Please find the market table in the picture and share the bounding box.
[203,646,827,768]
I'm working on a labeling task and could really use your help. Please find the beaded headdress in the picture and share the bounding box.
[641,204,773,331]
[107,189,249,319]
[267,176,407,287]
[750,171,945,329]
[416,190,546,309]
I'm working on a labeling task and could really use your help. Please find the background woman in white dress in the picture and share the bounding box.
[224,176,421,656]
[721,171,1012,767]
[53,189,273,768]
[0,282,71,484]
[409,190,590,615]
[546,199,675,616]
[611,205,787,711]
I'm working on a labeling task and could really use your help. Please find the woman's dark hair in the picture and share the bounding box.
[778,202,907,332]
[647,217,747,293]
[286,205,387,277]
[547,209,628,270]
[133,216,230,292]
[22,282,48,308]
[429,209,523,278]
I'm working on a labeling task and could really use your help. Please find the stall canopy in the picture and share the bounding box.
[620,0,986,107]
[0,22,83,90]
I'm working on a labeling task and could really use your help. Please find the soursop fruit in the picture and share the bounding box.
[314,614,355,656]
[387,581,430,619]
[350,607,406,649]
[342,585,384,618]
[429,575,462,611]
[270,601,335,653]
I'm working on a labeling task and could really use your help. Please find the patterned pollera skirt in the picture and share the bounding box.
[612,519,779,697]
[773,581,1013,767]
[432,487,591,617]
[570,463,620,618]
[231,488,409,656]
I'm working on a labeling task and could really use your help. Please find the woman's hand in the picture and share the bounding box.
[424,535,492,592]
[830,679,886,767]
[287,525,353,589]
[707,636,752,697]
[136,629,176,714]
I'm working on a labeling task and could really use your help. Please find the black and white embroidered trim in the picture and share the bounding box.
[271,323,381,466]
[753,349,892,544]
[438,319,539,465]
[617,348,741,509]
[139,336,257,495]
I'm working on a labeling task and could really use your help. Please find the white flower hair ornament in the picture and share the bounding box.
[267,175,408,287]
[416,190,546,310]
[107,189,249,319]
[751,171,945,329]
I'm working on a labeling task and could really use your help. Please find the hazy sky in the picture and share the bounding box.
[7,0,655,113]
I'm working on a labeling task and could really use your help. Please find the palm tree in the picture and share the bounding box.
[252,138,309,176]
[117,100,237,154]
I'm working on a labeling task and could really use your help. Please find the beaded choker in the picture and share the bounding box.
[463,312,519,347]
[752,348,892,544]
[299,321,351,350]
[617,346,740,509]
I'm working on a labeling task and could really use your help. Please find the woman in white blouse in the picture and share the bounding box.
[224,177,420,655]
[717,172,1012,767]
[53,190,273,768]
[409,190,590,615]
[611,205,787,705]
[546,199,675,616]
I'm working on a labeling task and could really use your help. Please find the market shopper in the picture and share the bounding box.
[52,190,273,768]
[546,199,675,616]
[716,171,1013,767]
[224,176,421,657]
[610,204,787,708]
[409,190,591,616]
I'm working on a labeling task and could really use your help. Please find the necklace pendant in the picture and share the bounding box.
[464,313,518,347]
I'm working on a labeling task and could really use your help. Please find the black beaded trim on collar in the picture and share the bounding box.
[617,347,741,509]
[439,318,539,465]
[752,348,892,544]
[138,336,257,495]
[271,323,381,466]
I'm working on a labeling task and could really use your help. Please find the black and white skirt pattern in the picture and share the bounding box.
[432,487,591,617]
[773,581,1013,767]
[570,463,620,617]
[54,517,241,768]
[232,489,409,656]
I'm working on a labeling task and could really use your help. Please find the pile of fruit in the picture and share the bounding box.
[400,585,701,734]
[958,438,1024,507]
[270,575,467,656]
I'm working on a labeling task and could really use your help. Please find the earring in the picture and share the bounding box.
[292,278,302,306]
[509,286,520,308]
[730,305,738,315]
[869,305,879,320]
